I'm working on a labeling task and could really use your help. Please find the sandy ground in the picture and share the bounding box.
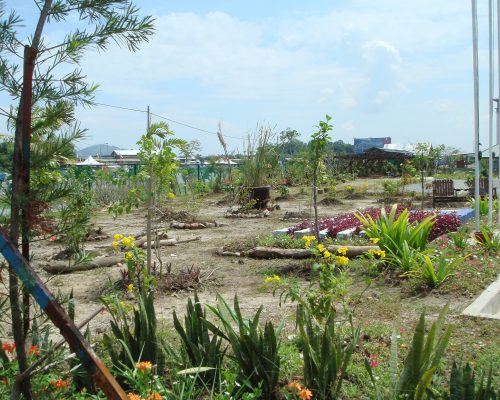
[0,182,496,345]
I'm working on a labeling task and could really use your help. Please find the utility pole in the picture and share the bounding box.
[497,0,500,225]
[471,0,481,232]
[488,0,494,225]
[146,105,152,274]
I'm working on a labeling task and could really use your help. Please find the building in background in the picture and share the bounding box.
[353,137,391,154]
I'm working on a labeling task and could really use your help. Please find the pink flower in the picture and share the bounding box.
[399,327,404,333]
[49,235,57,242]
[369,354,378,367]
[370,360,378,367]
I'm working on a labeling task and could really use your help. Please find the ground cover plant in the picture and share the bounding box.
[288,204,461,241]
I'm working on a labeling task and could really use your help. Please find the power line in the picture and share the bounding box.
[94,102,243,140]
[95,102,146,114]
[150,111,242,140]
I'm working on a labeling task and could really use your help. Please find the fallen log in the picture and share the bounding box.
[171,221,219,229]
[42,255,123,274]
[140,236,201,248]
[135,232,169,247]
[243,245,379,259]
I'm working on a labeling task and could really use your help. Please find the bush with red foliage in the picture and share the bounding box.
[288,205,461,242]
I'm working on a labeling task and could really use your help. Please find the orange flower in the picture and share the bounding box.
[298,388,313,400]
[28,345,40,356]
[1,377,8,385]
[147,393,162,400]
[2,342,16,353]
[50,378,70,389]
[287,381,302,391]
[136,361,153,371]
[127,394,142,400]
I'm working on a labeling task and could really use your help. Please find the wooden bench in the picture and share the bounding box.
[432,179,459,207]
[468,177,497,198]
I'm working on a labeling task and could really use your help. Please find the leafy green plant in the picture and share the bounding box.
[476,226,500,253]
[257,234,305,249]
[309,115,334,241]
[382,180,400,203]
[468,197,498,216]
[408,254,463,289]
[205,294,282,399]
[101,289,165,380]
[384,239,425,272]
[296,305,360,400]
[171,292,226,385]
[449,228,469,250]
[277,184,290,198]
[366,305,452,400]
[427,361,499,400]
[356,204,435,262]
[58,168,94,257]
[243,125,275,187]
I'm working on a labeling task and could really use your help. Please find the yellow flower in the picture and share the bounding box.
[114,233,124,241]
[323,250,332,259]
[136,361,153,371]
[317,244,325,252]
[302,235,316,248]
[264,275,281,284]
[335,256,349,266]
[112,241,119,250]
[167,192,176,199]
[127,283,134,293]
[302,235,316,242]
[125,251,134,261]
[377,250,386,259]
[370,237,380,244]
[122,236,135,247]
[337,247,348,255]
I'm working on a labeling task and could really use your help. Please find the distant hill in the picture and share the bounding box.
[76,144,120,158]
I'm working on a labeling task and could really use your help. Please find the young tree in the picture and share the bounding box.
[309,116,333,242]
[0,2,154,397]
[138,121,185,274]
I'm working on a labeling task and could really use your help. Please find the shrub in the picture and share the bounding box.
[171,292,226,385]
[101,289,165,380]
[288,205,461,241]
[296,305,360,400]
[356,204,436,257]
[205,294,282,400]
[365,306,451,400]
[366,305,452,400]
[407,253,463,289]
[427,361,499,400]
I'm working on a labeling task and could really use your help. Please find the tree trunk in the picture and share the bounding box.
[8,3,52,398]
[420,170,425,209]
[244,245,378,259]
[313,162,320,242]
[42,256,123,274]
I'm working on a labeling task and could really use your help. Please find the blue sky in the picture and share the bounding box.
[1,0,497,154]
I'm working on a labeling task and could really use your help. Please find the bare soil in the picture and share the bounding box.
[1,185,499,375]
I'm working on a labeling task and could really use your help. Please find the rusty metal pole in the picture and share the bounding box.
[0,228,127,399]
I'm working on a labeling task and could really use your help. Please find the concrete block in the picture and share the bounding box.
[272,228,291,237]
[462,276,500,320]
[336,227,357,240]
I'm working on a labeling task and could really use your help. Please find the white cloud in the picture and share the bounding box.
[1,0,484,153]
[341,120,355,131]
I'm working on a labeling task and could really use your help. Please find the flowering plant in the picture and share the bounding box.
[112,233,156,291]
